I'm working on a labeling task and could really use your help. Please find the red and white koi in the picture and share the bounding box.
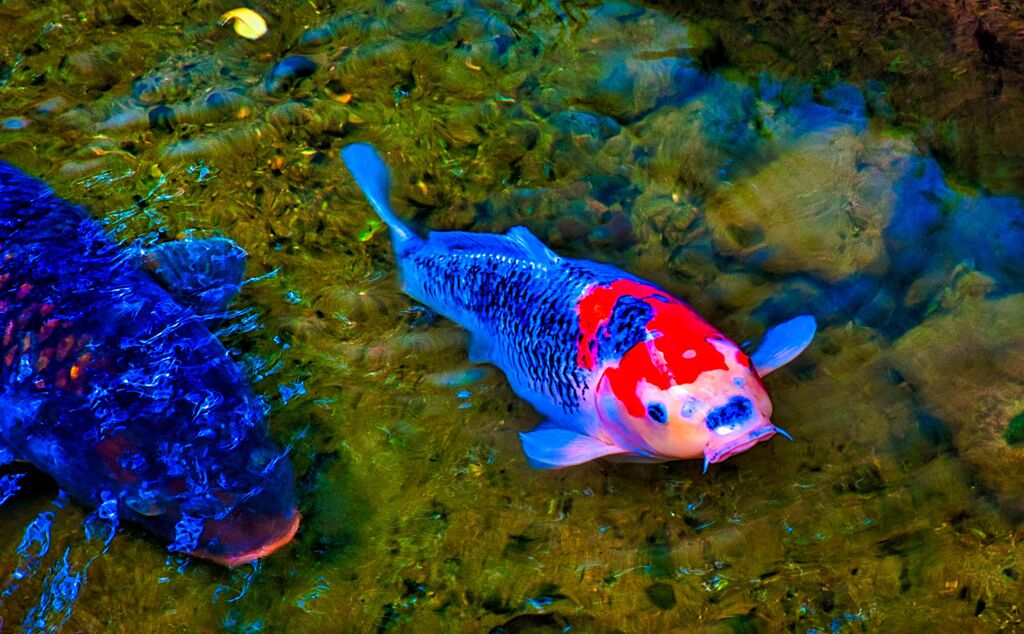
[342,143,815,470]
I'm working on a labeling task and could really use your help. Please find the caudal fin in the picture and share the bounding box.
[340,143,416,245]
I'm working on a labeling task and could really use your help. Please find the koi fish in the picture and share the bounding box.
[341,143,816,470]
[0,162,299,565]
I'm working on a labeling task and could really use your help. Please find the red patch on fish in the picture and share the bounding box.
[576,279,728,417]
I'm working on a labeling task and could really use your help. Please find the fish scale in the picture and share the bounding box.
[1,195,112,398]
[406,242,627,416]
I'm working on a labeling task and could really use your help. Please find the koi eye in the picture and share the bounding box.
[647,403,668,424]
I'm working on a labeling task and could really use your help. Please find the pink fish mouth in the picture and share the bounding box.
[703,425,784,472]
[190,509,301,567]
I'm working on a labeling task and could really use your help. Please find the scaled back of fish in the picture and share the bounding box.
[342,143,816,470]
[0,162,298,565]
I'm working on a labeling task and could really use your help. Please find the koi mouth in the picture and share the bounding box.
[191,509,301,567]
[702,424,791,473]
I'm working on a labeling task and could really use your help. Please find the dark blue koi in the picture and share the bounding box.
[0,162,299,565]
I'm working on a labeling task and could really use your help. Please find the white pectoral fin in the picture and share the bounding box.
[518,422,628,469]
[751,315,817,375]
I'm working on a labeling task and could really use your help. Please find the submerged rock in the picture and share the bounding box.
[549,109,621,140]
[630,183,699,248]
[757,78,868,147]
[886,155,1024,295]
[580,55,704,121]
[265,56,318,96]
[68,43,127,89]
[633,78,758,188]
[644,582,677,610]
[1,117,32,131]
[541,2,705,120]
[706,129,912,281]
[158,123,269,161]
[488,612,590,633]
[888,294,1024,518]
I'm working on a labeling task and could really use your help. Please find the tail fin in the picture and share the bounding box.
[340,143,416,245]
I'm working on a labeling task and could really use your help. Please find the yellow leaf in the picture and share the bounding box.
[219,8,268,40]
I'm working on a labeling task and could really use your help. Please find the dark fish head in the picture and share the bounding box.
[14,318,301,567]
[185,438,301,567]
[188,498,301,567]
[124,431,301,567]
[97,351,300,566]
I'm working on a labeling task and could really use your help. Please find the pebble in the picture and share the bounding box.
[264,56,318,96]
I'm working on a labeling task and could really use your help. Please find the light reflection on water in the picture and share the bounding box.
[0,0,1023,631]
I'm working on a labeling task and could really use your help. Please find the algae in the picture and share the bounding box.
[1004,411,1024,446]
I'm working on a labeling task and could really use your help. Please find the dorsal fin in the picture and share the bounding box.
[506,226,562,263]
[425,226,562,265]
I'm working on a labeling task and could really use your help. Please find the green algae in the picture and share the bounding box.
[1004,411,1024,446]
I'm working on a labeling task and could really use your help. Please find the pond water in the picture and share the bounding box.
[1,0,1024,631]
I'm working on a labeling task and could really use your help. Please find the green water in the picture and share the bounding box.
[2,1,1024,631]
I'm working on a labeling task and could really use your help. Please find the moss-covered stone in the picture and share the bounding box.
[1004,411,1024,446]
[889,295,1024,517]
[706,130,912,281]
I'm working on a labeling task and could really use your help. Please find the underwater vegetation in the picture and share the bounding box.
[0,0,1023,631]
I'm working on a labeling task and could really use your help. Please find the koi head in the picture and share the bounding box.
[595,334,779,466]
[127,438,301,567]
[20,319,301,567]
[581,282,784,467]
[79,385,301,566]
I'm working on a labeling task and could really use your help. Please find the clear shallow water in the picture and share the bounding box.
[1,1,1024,631]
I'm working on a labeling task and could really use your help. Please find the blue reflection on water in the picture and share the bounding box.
[5,512,54,594]
[213,560,263,605]
[22,548,80,632]
[11,493,120,632]
[0,472,25,506]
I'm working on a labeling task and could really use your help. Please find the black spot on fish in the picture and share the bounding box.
[410,249,622,414]
[591,295,652,365]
